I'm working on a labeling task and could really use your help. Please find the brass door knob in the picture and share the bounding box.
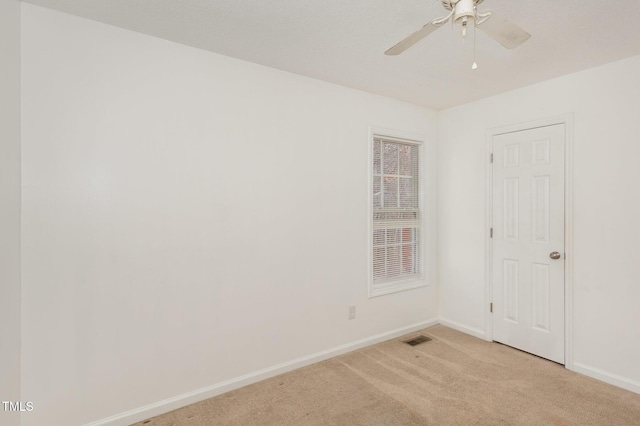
[550,251,561,260]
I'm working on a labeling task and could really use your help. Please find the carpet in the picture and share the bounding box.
[134,325,640,425]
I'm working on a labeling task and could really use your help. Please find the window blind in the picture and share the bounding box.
[372,137,421,285]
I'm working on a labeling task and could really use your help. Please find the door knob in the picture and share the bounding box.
[549,251,561,260]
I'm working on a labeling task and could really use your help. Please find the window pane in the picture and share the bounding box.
[383,142,398,175]
[402,243,417,274]
[401,228,414,243]
[399,144,415,176]
[399,177,416,208]
[373,140,381,175]
[383,177,398,208]
[373,176,381,209]
[386,228,400,245]
[387,246,401,277]
[373,229,385,246]
[373,247,385,280]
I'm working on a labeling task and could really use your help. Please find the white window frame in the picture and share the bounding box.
[368,127,434,298]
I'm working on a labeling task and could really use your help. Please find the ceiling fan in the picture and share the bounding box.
[385,0,531,63]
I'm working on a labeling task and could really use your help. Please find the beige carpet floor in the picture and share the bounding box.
[134,326,640,425]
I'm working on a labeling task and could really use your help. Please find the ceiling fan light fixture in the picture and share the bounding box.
[384,0,530,57]
[454,0,483,40]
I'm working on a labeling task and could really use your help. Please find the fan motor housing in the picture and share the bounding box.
[453,0,477,24]
[441,0,484,9]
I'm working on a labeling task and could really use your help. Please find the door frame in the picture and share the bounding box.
[484,114,574,369]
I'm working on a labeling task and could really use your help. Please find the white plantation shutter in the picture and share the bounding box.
[372,136,422,287]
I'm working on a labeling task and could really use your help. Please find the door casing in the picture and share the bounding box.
[484,114,574,370]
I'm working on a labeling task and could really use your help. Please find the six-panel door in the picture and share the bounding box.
[492,124,565,364]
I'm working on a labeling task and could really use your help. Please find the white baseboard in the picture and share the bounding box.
[438,318,487,340]
[436,320,640,396]
[85,318,439,426]
[572,362,640,395]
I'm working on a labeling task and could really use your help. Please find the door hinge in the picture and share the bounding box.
[490,228,493,238]
[490,302,493,313]
[490,153,493,163]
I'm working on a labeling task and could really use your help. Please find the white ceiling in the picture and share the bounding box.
[22,0,640,110]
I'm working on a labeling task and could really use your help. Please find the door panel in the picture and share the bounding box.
[492,124,565,364]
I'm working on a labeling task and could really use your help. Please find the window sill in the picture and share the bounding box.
[368,277,428,298]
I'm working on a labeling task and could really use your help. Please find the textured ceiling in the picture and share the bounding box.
[22,0,640,109]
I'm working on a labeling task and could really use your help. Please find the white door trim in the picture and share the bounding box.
[484,114,574,370]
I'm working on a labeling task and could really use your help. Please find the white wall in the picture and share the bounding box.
[20,4,438,425]
[439,55,640,392]
[0,1,21,425]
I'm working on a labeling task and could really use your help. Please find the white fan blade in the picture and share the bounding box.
[384,21,445,56]
[477,13,530,49]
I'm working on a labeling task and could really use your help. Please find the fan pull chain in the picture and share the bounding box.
[472,20,478,69]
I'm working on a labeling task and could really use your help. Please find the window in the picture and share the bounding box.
[370,133,426,296]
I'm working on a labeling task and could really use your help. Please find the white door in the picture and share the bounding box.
[492,124,565,364]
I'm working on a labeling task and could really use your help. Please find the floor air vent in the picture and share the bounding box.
[403,335,432,346]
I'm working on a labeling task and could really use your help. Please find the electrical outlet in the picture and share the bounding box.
[348,305,356,320]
